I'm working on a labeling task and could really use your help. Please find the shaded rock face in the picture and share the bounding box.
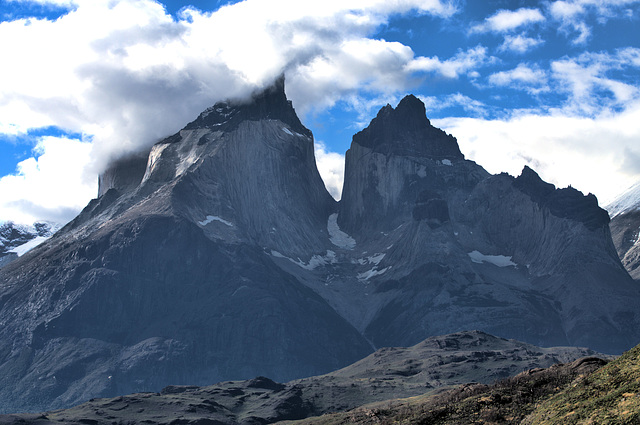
[97,151,150,198]
[0,82,638,414]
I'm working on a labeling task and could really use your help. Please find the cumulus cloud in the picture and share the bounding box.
[314,141,346,200]
[471,7,545,33]
[435,100,640,205]
[0,0,464,223]
[0,0,458,172]
[0,137,96,224]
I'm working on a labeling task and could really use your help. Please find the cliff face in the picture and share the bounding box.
[0,82,638,413]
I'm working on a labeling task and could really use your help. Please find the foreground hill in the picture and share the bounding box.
[0,331,607,424]
[286,341,640,425]
[0,76,638,412]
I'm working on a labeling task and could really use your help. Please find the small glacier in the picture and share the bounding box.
[9,236,49,257]
[327,213,356,249]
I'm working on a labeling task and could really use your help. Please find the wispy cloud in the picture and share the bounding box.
[419,93,488,117]
[499,34,544,53]
[471,7,545,33]
[488,64,549,94]
[548,0,640,44]
[406,45,491,78]
[551,49,640,113]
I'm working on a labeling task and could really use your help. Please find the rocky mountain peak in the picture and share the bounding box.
[351,94,464,160]
[184,75,312,138]
[513,165,609,231]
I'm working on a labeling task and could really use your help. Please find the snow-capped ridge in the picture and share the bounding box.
[605,180,640,218]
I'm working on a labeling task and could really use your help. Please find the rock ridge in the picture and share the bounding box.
[351,94,463,160]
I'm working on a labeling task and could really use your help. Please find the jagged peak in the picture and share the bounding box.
[183,75,311,138]
[513,165,609,230]
[351,94,463,160]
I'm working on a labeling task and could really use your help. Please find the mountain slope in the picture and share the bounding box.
[0,79,371,413]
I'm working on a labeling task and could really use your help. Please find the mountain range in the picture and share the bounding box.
[0,76,639,413]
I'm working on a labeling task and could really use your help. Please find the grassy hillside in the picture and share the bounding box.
[523,344,640,424]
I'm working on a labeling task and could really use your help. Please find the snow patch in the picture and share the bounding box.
[282,127,293,136]
[442,159,452,166]
[358,266,391,281]
[354,253,386,266]
[468,250,516,267]
[270,250,337,270]
[198,215,234,227]
[327,213,356,249]
[9,236,49,257]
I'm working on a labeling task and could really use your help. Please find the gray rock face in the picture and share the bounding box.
[0,81,638,414]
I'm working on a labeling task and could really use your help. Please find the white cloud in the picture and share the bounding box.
[314,141,345,200]
[419,93,488,116]
[0,0,458,170]
[471,7,545,33]
[550,50,640,113]
[406,45,490,78]
[0,137,96,224]
[435,100,640,205]
[548,0,640,44]
[488,64,549,94]
[0,0,461,222]
[499,34,544,53]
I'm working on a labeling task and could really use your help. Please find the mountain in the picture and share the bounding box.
[607,181,640,279]
[0,77,638,413]
[0,331,609,425]
[0,221,60,268]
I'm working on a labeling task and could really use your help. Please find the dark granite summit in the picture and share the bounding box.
[352,94,463,159]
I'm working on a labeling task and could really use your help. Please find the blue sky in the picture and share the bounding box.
[0,0,639,223]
